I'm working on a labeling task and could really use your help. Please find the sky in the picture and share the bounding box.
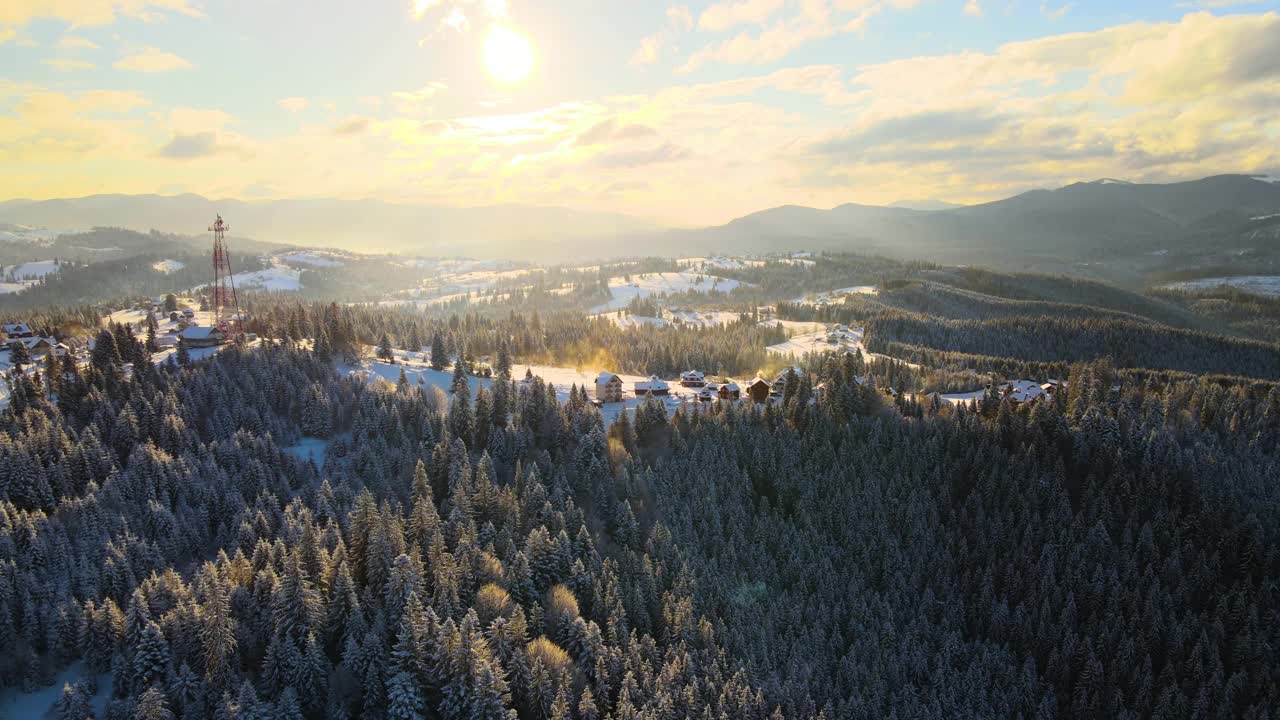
[0,0,1278,226]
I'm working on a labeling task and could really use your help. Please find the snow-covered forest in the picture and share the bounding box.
[0,310,1278,719]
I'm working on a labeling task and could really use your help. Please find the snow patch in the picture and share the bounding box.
[1159,275,1280,297]
[151,259,186,273]
[590,271,747,313]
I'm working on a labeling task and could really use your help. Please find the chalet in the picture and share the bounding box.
[595,371,623,403]
[746,377,771,403]
[180,326,225,348]
[680,370,706,387]
[771,367,803,396]
[1041,379,1067,395]
[1000,380,1046,404]
[7,336,54,358]
[696,388,716,403]
[634,375,670,397]
[718,381,741,401]
[2,322,34,339]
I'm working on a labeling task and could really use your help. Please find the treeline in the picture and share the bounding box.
[865,314,1280,380]
[237,299,790,378]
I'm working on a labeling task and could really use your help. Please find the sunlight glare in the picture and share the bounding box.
[484,25,534,85]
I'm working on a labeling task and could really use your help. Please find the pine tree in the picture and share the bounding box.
[430,332,448,371]
[378,334,396,363]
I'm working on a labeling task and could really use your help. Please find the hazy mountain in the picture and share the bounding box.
[2,175,1277,273]
[887,199,966,211]
[0,194,657,259]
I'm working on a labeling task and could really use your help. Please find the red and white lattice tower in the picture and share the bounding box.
[208,214,243,339]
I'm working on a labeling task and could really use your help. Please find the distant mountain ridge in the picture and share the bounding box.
[1,174,1278,271]
[0,194,656,259]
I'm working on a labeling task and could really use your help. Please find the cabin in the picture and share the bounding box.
[595,371,623,403]
[1041,379,1068,395]
[771,366,803,396]
[680,370,706,387]
[1000,380,1046,404]
[180,326,225,348]
[7,336,54,358]
[746,377,771,403]
[814,381,829,403]
[634,375,670,397]
[696,388,716,403]
[2,323,34,339]
[718,381,741,401]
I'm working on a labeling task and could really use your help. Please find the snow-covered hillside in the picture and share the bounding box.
[590,272,747,312]
[1160,275,1280,297]
[151,259,186,273]
[279,251,345,267]
[3,259,62,279]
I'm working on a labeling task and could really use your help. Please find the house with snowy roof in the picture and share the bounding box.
[634,375,670,396]
[595,371,623,403]
[180,326,225,348]
[2,322,34,339]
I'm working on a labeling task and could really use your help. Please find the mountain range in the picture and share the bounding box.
[2,175,1278,278]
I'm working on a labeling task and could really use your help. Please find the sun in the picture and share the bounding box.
[483,25,534,84]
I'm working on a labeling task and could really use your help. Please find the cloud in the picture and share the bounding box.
[1175,0,1263,6]
[333,117,370,135]
[1040,2,1073,20]
[42,58,96,71]
[59,35,99,49]
[277,97,309,113]
[114,47,192,72]
[391,82,449,114]
[0,0,203,27]
[593,142,691,169]
[158,129,252,159]
[412,0,506,33]
[964,0,983,17]
[631,5,694,66]
[678,1,882,73]
[0,28,14,44]
[698,0,786,31]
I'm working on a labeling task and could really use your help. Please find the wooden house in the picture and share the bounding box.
[771,366,803,396]
[680,370,706,387]
[746,377,771,403]
[718,381,741,400]
[595,371,623,403]
[2,322,34,339]
[634,375,670,396]
[180,326,225,348]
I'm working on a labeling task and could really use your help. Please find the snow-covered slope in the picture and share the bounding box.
[590,272,747,312]
[152,259,186,273]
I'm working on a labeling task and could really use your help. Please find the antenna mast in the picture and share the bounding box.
[208,214,243,340]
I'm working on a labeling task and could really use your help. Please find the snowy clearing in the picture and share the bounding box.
[278,251,345,267]
[590,272,747,313]
[767,326,864,357]
[1159,275,1280,297]
[0,661,111,720]
[3,259,62,280]
[789,285,878,306]
[285,437,330,469]
[151,259,186,273]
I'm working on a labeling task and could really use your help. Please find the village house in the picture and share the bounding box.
[634,375,671,396]
[2,322,34,339]
[718,381,741,400]
[771,366,803,396]
[595,371,623,403]
[1041,379,1068,395]
[180,326,225,348]
[1000,380,1047,404]
[747,376,771,403]
[697,387,716,402]
[680,370,706,387]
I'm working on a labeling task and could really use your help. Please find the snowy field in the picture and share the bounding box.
[789,285,878,306]
[228,264,302,291]
[590,272,747,313]
[767,326,864,356]
[278,251,345,267]
[1159,275,1280,297]
[151,259,186,273]
[598,311,669,329]
[3,259,62,279]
